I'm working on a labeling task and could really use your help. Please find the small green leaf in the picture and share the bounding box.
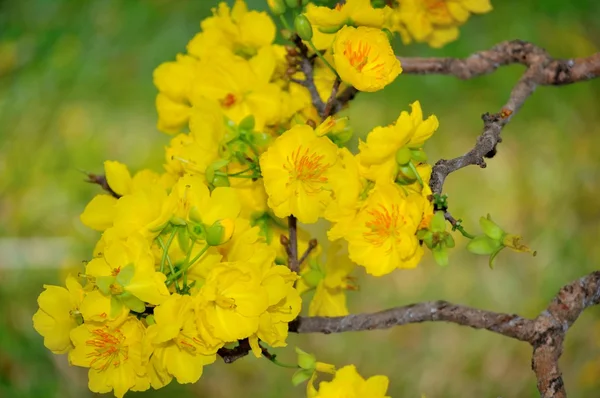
[96,276,115,295]
[432,246,449,267]
[115,264,135,286]
[110,295,125,318]
[295,347,316,370]
[120,291,146,313]
[395,146,412,166]
[479,215,505,240]
[467,236,502,255]
[443,233,455,248]
[292,368,314,386]
[431,211,446,232]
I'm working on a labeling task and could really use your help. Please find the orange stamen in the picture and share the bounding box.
[363,204,406,247]
[344,41,385,74]
[284,146,331,194]
[221,93,236,108]
[86,328,127,371]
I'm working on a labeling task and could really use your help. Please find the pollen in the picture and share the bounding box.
[344,40,384,74]
[86,328,128,371]
[220,93,237,108]
[363,204,406,246]
[285,146,331,193]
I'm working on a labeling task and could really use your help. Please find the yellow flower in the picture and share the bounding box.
[332,26,401,92]
[304,243,356,317]
[260,124,339,223]
[153,54,199,134]
[397,0,492,48]
[193,49,281,130]
[345,182,428,276]
[81,235,170,319]
[145,294,219,389]
[187,0,276,59]
[358,101,438,183]
[255,265,301,349]
[69,317,150,398]
[312,365,390,398]
[32,275,84,354]
[306,0,389,30]
[199,262,269,342]
[324,148,364,241]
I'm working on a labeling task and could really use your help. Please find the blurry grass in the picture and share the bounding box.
[1,0,600,397]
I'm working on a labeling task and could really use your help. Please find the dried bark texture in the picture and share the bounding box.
[420,40,600,195]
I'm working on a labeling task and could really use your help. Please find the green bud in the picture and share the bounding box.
[187,222,205,240]
[223,124,239,143]
[238,114,255,132]
[410,148,428,163]
[294,14,313,41]
[205,219,235,246]
[285,0,309,8]
[268,0,287,15]
[328,128,353,147]
[318,24,344,34]
[395,146,412,166]
[479,215,505,240]
[213,174,230,187]
[292,369,314,386]
[295,347,316,370]
[397,163,417,182]
[430,211,446,232]
[467,235,503,255]
[252,132,272,147]
[145,314,156,325]
[188,207,203,224]
[422,231,434,249]
[432,246,449,267]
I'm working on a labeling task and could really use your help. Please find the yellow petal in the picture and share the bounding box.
[104,160,132,197]
[80,194,117,231]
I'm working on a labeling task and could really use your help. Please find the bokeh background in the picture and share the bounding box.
[1,0,600,397]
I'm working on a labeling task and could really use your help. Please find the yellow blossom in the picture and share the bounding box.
[32,275,85,354]
[81,235,170,319]
[145,294,219,389]
[397,0,492,48]
[260,124,339,223]
[199,262,269,342]
[306,0,389,30]
[153,54,199,134]
[187,0,276,59]
[312,365,390,398]
[358,101,438,183]
[345,182,429,276]
[69,317,150,398]
[332,26,401,92]
[193,49,281,130]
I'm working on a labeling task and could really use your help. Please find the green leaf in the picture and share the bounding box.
[432,247,449,267]
[292,369,314,386]
[479,215,505,240]
[115,264,135,286]
[110,295,125,318]
[431,211,446,232]
[96,276,115,295]
[467,236,502,255]
[295,347,316,370]
[119,291,146,313]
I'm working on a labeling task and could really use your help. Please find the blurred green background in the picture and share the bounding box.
[1,0,600,397]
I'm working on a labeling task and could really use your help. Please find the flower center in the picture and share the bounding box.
[86,328,127,371]
[285,146,330,193]
[220,93,237,108]
[344,40,384,74]
[423,0,453,24]
[363,204,406,246]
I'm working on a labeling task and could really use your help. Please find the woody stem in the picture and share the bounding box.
[288,216,299,273]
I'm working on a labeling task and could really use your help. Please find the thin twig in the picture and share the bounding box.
[288,215,299,273]
[299,239,318,266]
[85,173,120,198]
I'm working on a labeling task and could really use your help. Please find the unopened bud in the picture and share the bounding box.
[238,114,255,132]
[205,218,235,246]
[212,174,230,187]
[267,0,287,15]
[294,14,313,41]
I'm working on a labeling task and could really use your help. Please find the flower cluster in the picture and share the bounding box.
[32,1,495,397]
[387,0,493,48]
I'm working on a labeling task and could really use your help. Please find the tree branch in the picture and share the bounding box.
[419,40,600,195]
[290,270,600,397]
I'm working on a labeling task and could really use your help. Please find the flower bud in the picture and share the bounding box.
[294,14,313,41]
[267,0,287,15]
[302,269,323,288]
[205,165,215,184]
[145,315,156,326]
[318,24,344,34]
[395,146,412,165]
[410,148,428,163]
[212,174,230,187]
[285,0,308,8]
[205,218,235,246]
[397,163,417,182]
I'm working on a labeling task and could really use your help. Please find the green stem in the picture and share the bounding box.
[408,161,424,187]
[182,239,196,289]
[167,244,210,283]
[279,14,291,31]
[214,172,260,179]
[158,228,178,274]
[307,40,338,78]
[158,230,180,292]
[455,225,476,240]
